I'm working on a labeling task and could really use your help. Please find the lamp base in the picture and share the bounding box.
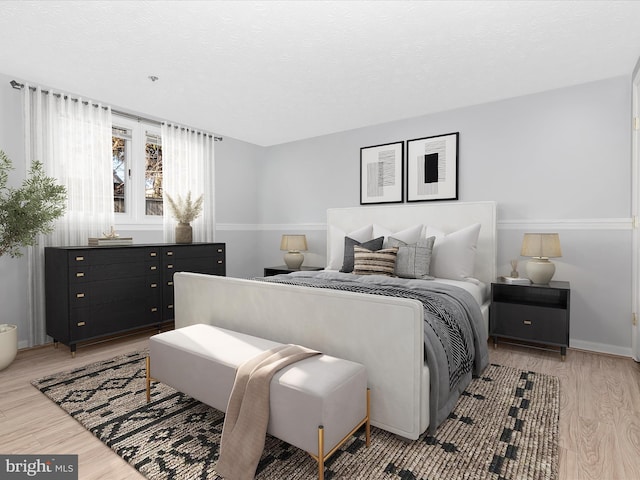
[526,258,556,284]
[284,251,304,269]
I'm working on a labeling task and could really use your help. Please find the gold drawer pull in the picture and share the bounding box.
[150,283,157,288]
[523,320,532,325]
[77,321,86,327]
[168,304,174,309]
[75,256,84,261]
[76,293,85,298]
[76,272,85,278]
[151,307,158,312]
[217,260,223,264]
[217,248,223,253]
[166,251,174,256]
[167,281,173,286]
[167,264,174,269]
[150,266,157,271]
[150,252,157,257]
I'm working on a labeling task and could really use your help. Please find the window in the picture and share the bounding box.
[112,127,130,213]
[145,133,163,216]
[112,115,163,224]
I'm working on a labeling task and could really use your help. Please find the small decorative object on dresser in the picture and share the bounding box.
[510,259,519,278]
[490,279,570,360]
[165,191,204,244]
[88,226,132,246]
[280,234,308,269]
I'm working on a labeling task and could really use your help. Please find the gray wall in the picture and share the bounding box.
[250,76,632,356]
[0,70,633,356]
[0,72,30,347]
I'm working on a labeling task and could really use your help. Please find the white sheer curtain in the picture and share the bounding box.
[161,123,215,242]
[24,85,113,346]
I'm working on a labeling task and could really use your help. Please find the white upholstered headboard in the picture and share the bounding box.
[326,201,497,287]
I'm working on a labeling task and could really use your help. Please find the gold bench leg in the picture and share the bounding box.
[318,425,325,480]
[365,387,371,448]
[314,387,371,480]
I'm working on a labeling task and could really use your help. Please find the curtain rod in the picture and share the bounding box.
[10,80,223,142]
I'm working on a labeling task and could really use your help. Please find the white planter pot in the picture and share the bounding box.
[0,324,17,371]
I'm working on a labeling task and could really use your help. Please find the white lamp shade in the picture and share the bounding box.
[280,235,308,252]
[520,233,562,258]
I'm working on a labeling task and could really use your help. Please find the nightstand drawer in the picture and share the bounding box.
[491,303,568,345]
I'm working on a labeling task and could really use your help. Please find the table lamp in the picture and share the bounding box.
[280,234,308,269]
[520,233,562,284]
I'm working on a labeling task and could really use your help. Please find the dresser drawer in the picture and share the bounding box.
[67,247,161,265]
[491,302,568,346]
[163,244,224,259]
[69,276,161,306]
[70,299,162,341]
[69,260,160,283]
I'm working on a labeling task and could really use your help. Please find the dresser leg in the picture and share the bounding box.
[70,344,76,358]
[560,347,566,361]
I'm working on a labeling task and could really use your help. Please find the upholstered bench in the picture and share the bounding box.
[146,323,370,480]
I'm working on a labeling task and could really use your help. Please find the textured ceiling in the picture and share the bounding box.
[1,1,640,146]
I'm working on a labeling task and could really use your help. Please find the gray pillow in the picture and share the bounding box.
[340,236,384,273]
[388,236,436,279]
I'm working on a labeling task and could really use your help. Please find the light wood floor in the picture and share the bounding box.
[1,334,639,480]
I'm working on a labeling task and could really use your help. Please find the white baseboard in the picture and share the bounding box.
[570,339,632,358]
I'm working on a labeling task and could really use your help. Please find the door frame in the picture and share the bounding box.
[632,59,640,361]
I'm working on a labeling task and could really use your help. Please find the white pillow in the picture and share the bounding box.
[425,225,445,239]
[372,224,424,247]
[326,224,373,270]
[429,223,481,280]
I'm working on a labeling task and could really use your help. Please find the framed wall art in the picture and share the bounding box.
[406,132,459,202]
[360,141,404,204]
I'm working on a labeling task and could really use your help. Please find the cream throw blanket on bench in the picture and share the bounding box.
[216,344,321,480]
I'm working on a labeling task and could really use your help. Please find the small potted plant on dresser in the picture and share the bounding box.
[0,149,66,370]
[166,191,203,244]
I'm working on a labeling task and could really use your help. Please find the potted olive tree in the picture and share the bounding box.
[0,149,66,370]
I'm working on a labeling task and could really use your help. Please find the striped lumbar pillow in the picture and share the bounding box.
[353,245,399,276]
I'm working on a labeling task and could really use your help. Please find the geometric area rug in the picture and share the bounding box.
[32,351,559,480]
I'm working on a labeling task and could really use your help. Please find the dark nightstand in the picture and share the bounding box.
[489,280,570,360]
[263,265,324,277]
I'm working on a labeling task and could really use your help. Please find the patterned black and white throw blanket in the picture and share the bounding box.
[257,270,489,432]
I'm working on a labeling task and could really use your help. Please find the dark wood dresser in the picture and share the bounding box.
[44,243,225,355]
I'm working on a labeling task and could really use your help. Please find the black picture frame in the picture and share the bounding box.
[406,132,459,202]
[360,141,404,205]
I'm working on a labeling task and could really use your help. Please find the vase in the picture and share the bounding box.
[175,222,193,244]
[0,324,17,371]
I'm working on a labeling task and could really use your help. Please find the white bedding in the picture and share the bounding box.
[430,277,487,306]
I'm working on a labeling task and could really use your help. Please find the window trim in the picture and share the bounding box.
[112,115,163,227]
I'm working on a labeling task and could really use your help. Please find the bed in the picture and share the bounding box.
[174,201,496,440]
